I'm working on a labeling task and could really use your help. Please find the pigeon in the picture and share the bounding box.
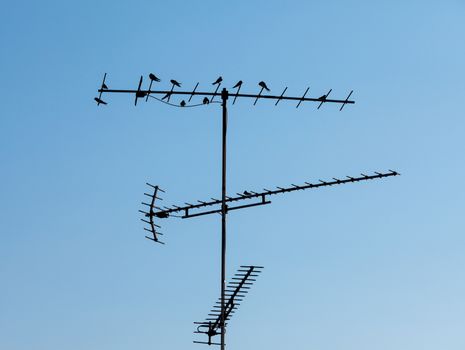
[170,79,181,87]
[212,76,223,85]
[258,81,270,91]
[149,73,161,82]
[180,100,186,107]
[203,97,210,105]
[243,191,252,196]
[232,80,243,89]
[101,83,108,90]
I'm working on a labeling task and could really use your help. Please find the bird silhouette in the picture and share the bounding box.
[243,191,251,196]
[149,73,161,82]
[203,97,210,105]
[317,89,332,109]
[94,97,107,105]
[170,79,181,87]
[212,76,223,85]
[180,100,186,107]
[101,83,108,90]
[258,81,270,91]
[146,74,161,101]
[232,80,243,89]
[232,80,243,105]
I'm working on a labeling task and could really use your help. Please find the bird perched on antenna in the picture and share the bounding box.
[212,76,223,85]
[258,81,270,91]
[149,73,161,82]
[232,80,243,104]
[146,73,161,101]
[94,97,107,105]
[94,73,108,105]
[232,81,243,89]
[203,97,210,105]
[163,79,181,103]
[254,81,270,105]
[210,76,223,102]
[180,100,186,107]
[317,89,332,109]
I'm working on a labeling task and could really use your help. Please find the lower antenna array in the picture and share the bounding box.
[194,266,263,346]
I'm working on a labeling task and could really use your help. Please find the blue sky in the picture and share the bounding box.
[1,1,465,349]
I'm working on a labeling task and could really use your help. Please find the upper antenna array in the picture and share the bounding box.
[95,73,355,111]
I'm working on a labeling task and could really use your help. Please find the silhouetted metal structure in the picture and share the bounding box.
[140,183,165,244]
[194,266,263,346]
[95,74,398,349]
[140,171,398,231]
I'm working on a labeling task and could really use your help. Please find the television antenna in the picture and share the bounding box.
[95,74,399,348]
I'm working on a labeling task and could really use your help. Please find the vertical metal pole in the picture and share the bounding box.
[220,88,228,350]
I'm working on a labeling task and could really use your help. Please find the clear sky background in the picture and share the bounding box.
[1,1,464,349]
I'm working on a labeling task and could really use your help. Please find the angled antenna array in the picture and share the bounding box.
[194,266,263,346]
[141,170,399,231]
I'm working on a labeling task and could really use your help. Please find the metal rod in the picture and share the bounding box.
[181,200,271,219]
[220,87,228,350]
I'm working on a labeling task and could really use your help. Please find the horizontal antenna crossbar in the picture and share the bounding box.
[98,88,354,105]
[149,170,399,220]
[182,200,271,219]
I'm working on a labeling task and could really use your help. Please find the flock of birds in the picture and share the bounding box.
[153,74,271,106]
[96,73,332,108]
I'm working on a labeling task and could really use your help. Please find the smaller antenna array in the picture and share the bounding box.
[194,266,263,346]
